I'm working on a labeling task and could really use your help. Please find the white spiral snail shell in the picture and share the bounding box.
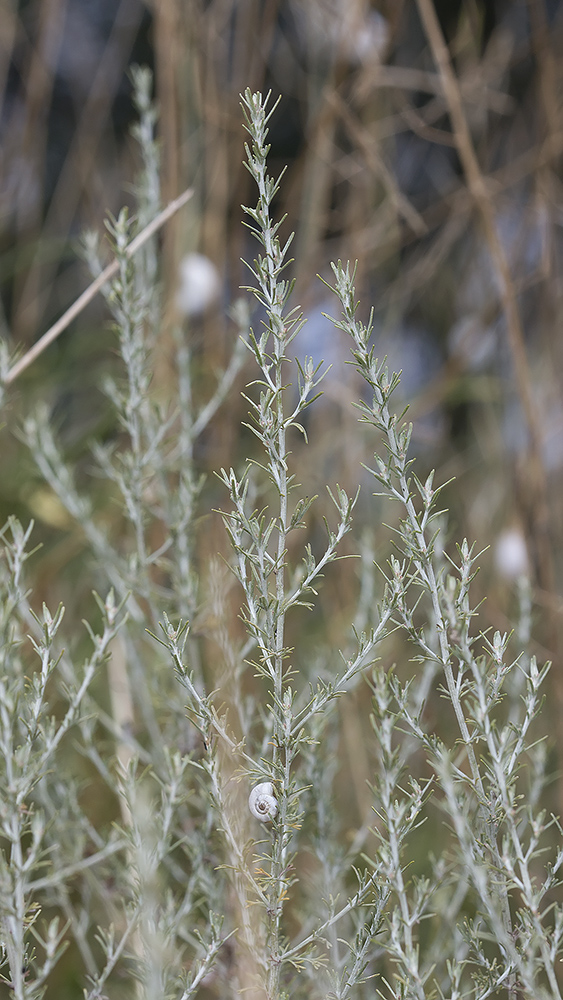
[248,781,277,823]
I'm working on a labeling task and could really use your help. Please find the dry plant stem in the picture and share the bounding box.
[11,0,145,343]
[4,187,193,385]
[415,0,563,836]
[414,0,554,593]
[9,0,67,342]
[526,0,559,292]
[527,0,560,137]
[327,89,427,237]
[152,0,182,390]
[154,0,181,211]
[295,82,338,278]
[0,5,18,106]
[367,123,563,307]
[13,0,67,232]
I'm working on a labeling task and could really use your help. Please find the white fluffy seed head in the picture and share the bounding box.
[248,781,277,823]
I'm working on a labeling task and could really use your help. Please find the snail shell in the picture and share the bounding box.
[248,781,277,823]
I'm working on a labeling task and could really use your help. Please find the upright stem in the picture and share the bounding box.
[332,263,518,985]
[242,92,294,999]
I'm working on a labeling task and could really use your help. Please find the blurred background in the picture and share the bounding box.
[1,0,563,756]
[2,3,563,995]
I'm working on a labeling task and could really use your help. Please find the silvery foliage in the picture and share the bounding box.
[0,78,561,1000]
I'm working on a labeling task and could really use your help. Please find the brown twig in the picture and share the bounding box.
[327,88,428,236]
[415,0,554,590]
[4,187,194,385]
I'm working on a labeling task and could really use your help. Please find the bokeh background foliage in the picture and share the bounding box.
[1,0,563,997]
